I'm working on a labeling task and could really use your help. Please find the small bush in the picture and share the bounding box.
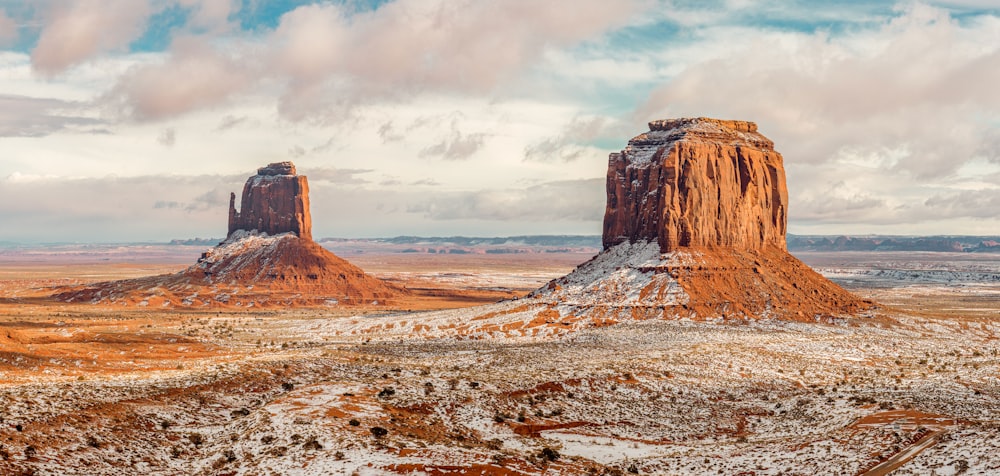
[539,447,559,461]
[348,419,360,427]
[370,427,388,438]
[377,387,396,398]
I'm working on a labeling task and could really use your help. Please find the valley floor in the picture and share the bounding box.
[1,252,999,475]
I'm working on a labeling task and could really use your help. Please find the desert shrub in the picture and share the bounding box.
[303,437,323,451]
[377,387,396,398]
[188,433,204,447]
[370,427,388,438]
[281,382,294,391]
[348,419,360,427]
[268,446,287,457]
[538,447,560,461]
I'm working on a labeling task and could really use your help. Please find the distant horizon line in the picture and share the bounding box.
[2,233,999,247]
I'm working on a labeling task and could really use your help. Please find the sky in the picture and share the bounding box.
[1,0,999,243]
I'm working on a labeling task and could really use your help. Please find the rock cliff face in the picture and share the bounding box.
[54,162,405,308]
[604,118,787,252]
[229,162,312,241]
[531,118,874,322]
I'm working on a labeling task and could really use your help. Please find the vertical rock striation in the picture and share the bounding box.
[603,118,787,252]
[532,117,874,322]
[228,161,312,240]
[54,161,406,307]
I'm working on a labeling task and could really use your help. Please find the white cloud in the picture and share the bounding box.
[179,0,239,33]
[31,0,152,75]
[102,36,253,120]
[0,94,101,136]
[633,4,1000,231]
[265,0,646,121]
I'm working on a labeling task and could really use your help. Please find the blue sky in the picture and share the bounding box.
[1,0,999,242]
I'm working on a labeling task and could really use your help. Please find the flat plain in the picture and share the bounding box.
[1,245,998,475]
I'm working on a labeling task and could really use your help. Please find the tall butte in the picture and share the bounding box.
[228,161,312,240]
[55,161,405,307]
[533,118,873,321]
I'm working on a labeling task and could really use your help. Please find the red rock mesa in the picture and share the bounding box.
[54,162,405,307]
[228,161,312,240]
[534,118,873,321]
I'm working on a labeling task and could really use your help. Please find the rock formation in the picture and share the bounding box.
[532,118,874,322]
[604,118,786,252]
[229,161,312,240]
[54,162,405,308]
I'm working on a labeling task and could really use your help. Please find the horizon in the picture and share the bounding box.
[4,232,1000,247]
[2,1,999,242]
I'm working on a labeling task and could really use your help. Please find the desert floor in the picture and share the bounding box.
[1,249,999,475]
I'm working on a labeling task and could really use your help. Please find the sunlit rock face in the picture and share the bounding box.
[531,118,873,322]
[603,118,787,253]
[229,161,312,241]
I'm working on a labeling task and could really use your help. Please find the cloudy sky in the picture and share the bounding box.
[1,0,998,243]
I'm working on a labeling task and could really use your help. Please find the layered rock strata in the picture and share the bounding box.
[532,118,873,322]
[54,162,404,307]
[229,161,312,240]
[604,118,786,252]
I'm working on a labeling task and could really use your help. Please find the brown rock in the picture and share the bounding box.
[534,117,875,321]
[53,161,406,308]
[603,118,787,252]
[229,161,312,240]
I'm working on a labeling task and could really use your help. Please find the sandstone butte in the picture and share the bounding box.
[533,118,874,321]
[53,162,405,308]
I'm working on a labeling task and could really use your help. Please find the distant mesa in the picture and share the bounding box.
[532,117,874,321]
[54,162,405,308]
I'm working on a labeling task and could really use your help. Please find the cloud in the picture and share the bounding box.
[377,121,403,143]
[300,167,373,185]
[637,4,1000,179]
[0,9,17,46]
[923,189,1000,219]
[157,127,176,146]
[178,0,239,33]
[407,178,604,221]
[524,116,621,162]
[0,95,101,137]
[215,114,247,131]
[0,173,245,242]
[102,36,253,120]
[31,0,152,75]
[410,178,440,186]
[419,130,487,160]
[267,0,645,121]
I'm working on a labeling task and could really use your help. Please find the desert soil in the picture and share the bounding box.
[1,251,999,475]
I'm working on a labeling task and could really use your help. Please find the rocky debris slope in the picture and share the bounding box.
[52,162,404,307]
[532,118,873,322]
